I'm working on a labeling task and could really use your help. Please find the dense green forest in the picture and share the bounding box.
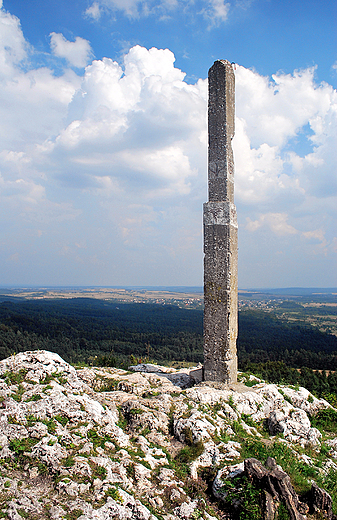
[1,298,337,403]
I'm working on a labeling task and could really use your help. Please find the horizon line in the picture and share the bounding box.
[0,285,336,292]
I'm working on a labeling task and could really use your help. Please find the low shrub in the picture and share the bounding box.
[311,408,337,433]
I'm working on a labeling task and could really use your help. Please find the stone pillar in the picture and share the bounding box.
[203,59,238,383]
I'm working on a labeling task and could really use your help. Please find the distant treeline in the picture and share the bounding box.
[238,309,337,370]
[0,299,203,365]
[1,299,337,401]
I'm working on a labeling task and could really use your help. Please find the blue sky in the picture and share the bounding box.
[0,0,336,288]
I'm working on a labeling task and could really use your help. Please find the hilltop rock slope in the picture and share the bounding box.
[0,350,336,519]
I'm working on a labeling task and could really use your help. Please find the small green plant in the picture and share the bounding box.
[278,389,292,404]
[245,380,259,387]
[289,384,300,391]
[39,373,57,385]
[55,414,69,426]
[175,427,204,464]
[25,394,42,402]
[105,486,123,503]
[2,369,27,385]
[37,462,48,475]
[218,429,230,443]
[221,475,261,519]
[276,502,291,520]
[56,374,67,385]
[311,408,337,433]
[320,443,330,457]
[95,377,120,392]
[3,481,10,489]
[241,414,257,428]
[168,404,175,435]
[228,395,237,410]
[63,456,75,467]
[232,420,247,438]
[116,408,127,430]
[93,465,107,480]
[126,463,136,479]
[307,394,314,403]
[127,445,146,459]
[129,408,144,416]
[87,428,100,445]
[183,427,194,445]
[9,437,39,455]
[11,384,25,402]
[170,391,181,398]
[212,402,222,414]
[65,510,83,520]
[7,415,20,424]
[140,426,151,436]
[26,414,37,427]
[42,418,57,434]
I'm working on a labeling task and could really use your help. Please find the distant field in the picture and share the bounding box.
[1,287,336,335]
[238,288,337,337]
[0,287,203,309]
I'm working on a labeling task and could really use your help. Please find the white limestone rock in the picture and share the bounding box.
[31,436,68,471]
[77,489,158,519]
[157,467,185,492]
[0,349,335,520]
[130,364,175,374]
[130,364,203,389]
[280,386,331,415]
[326,438,337,458]
[268,408,322,446]
[174,410,218,442]
[190,440,241,479]
[174,499,199,519]
[184,385,232,405]
[0,350,86,391]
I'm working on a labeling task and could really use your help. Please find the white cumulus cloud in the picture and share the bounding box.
[233,64,337,207]
[85,2,102,20]
[0,1,336,285]
[41,45,206,198]
[202,0,230,26]
[246,213,298,236]
[0,2,27,79]
[85,0,230,23]
[50,32,93,68]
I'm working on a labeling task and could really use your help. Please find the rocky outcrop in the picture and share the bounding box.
[268,408,322,447]
[244,457,307,520]
[0,350,336,520]
[214,458,337,520]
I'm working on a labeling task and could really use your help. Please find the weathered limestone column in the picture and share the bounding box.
[203,59,238,383]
